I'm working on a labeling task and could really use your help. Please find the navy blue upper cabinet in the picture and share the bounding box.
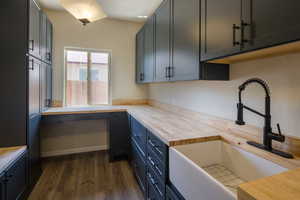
[46,18,53,64]
[155,0,171,82]
[143,15,156,83]
[201,0,242,61]
[136,0,229,83]
[136,28,145,83]
[28,57,41,118]
[171,0,200,81]
[241,0,300,52]
[41,12,53,64]
[29,0,41,58]
[201,0,300,61]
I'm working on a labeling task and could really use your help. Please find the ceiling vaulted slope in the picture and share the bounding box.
[37,0,162,22]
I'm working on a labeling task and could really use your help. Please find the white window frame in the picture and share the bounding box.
[63,47,112,106]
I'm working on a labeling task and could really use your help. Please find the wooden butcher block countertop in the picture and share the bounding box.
[0,146,27,174]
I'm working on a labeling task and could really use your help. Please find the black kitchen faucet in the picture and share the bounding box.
[236,78,293,159]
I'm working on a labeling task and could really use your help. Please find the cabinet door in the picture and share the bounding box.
[171,0,199,81]
[6,153,27,200]
[132,142,147,197]
[108,112,130,161]
[201,0,241,61]
[0,173,5,200]
[46,65,52,107]
[28,115,42,187]
[40,12,47,62]
[46,18,53,63]
[155,0,171,82]
[136,29,145,83]
[143,15,155,83]
[241,0,300,51]
[40,63,47,112]
[29,0,41,58]
[28,57,40,118]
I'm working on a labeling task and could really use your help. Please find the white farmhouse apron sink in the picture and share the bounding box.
[169,141,287,200]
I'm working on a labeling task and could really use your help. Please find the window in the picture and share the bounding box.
[65,48,110,106]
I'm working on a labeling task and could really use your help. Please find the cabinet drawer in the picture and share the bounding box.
[132,141,147,195]
[6,153,27,200]
[147,166,165,199]
[148,131,167,163]
[131,117,147,155]
[0,173,5,200]
[148,178,164,200]
[147,147,165,181]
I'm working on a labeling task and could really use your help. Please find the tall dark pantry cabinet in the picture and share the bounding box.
[0,0,53,196]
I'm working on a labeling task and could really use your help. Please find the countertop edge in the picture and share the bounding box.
[0,146,27,174]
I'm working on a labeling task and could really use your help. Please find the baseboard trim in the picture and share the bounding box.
[41,145,108,158]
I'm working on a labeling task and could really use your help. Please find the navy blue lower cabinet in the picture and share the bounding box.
[108,112,130,161]
[132,140,147,198]
[0,173,5,200]
[28,115,42,189]
[5,152,27,200]
[129,115,169,200]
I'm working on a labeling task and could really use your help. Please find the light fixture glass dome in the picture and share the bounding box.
[60,0,106,25]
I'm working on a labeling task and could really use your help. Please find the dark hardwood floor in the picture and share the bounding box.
[28,151,144,200]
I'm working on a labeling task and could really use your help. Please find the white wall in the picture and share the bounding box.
[45,9,148,104]
[42,10,148,156]
[149,52,300,137]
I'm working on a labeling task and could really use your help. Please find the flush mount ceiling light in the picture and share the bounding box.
[138,15,148,19]
[60,0,106,25]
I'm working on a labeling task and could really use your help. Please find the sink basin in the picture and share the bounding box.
[169,140,287,200]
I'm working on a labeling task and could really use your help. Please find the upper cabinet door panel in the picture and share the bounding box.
[136,29,145,83]
[143,15,155,83]
[29,0,41,58]
[46,18,53,63]
[155,0,171,82]
[28,57,40,118]
[172,0,200,81]
[242,0,300,51]
[46,64,52,107]
[201,0,241,61]
[40,12,47,62]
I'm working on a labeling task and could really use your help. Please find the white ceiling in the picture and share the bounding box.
[37,0,162,22]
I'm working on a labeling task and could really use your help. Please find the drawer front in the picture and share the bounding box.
[132,141,147,194]
[147,166,165,199]
[148,131,167,163]
[6,153,27,200]
[131,117,147,155]
[148,178,164,200]
[147,146,165,181]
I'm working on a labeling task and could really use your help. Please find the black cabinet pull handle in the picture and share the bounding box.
[29,40,34,51]
[148,156,155,166]
[47,52,51,61]
[169,66,174,78]
[241,20,251,47]
[149,139,156,148]
[28,59,34,70]
[165,67,168,79]
[149,139,163,155]
[148,156,163,175]
[147,172,163,196]
[233,24,240,46]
